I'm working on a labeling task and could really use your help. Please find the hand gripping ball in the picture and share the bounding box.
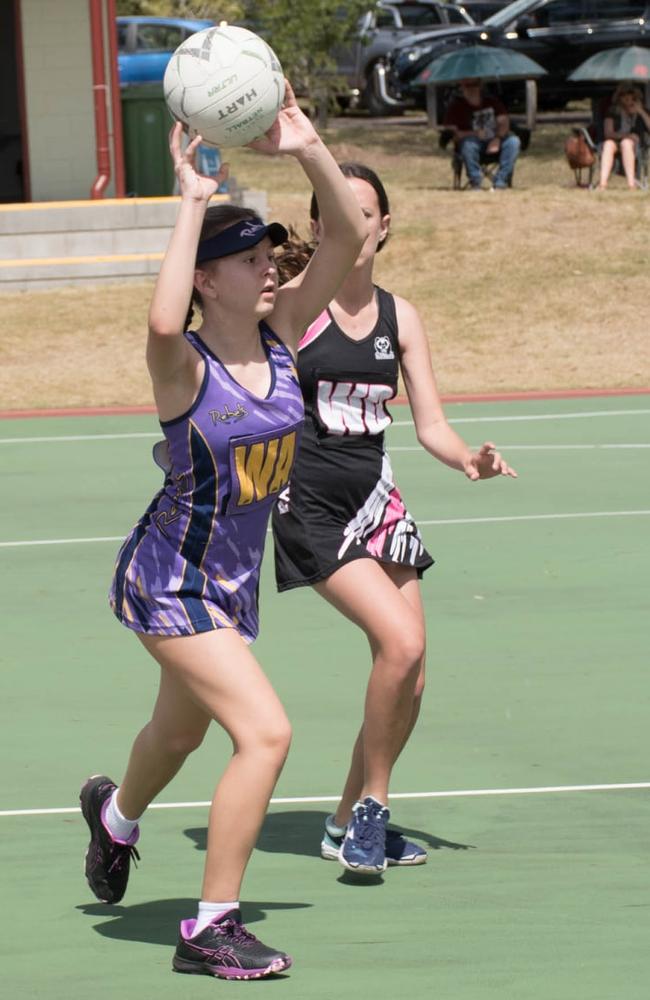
[164,24,285,149]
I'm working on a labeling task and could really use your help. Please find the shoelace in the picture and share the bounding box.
[107,843,140,874]
[355,807,387,849]
[219,920,257,948]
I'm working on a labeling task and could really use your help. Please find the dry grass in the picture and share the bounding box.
[2,122,649,409]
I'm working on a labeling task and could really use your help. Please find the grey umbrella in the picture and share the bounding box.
[568,45,650,83]
[414,45,547,86]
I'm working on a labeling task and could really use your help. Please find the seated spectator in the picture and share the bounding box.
[598,83,650,190]
[442,78,521,190]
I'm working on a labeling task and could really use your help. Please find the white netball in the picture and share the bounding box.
[163,24,285,149]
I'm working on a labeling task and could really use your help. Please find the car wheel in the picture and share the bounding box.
[363,69,404,118]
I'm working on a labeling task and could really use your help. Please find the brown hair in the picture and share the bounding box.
[276,225,316,285]
[185,204,263,330]
[613,83,642,107]
[275,161,392,285]
[310,162,390,253]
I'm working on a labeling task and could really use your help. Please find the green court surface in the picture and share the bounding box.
[2,394,649,999]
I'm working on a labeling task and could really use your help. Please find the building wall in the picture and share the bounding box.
[21,0,115,201]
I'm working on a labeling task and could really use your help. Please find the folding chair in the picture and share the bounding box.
[440,123,530,190]
[588,95,649,190]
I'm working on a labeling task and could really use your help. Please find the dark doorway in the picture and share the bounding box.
[1,1,25,202]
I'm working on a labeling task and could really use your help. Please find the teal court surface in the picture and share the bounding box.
[1,392,649,999]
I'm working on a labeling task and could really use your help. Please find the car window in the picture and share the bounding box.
[584,0,647,17]
[536,0,647,24]
[446,5,473,23]
[398,3,445,26]
[376,8,398,28]
[117,23,128,51]
[136,24,184,52]
[455,2,505,19]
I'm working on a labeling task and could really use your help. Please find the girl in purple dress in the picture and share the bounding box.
[80,82,365,980]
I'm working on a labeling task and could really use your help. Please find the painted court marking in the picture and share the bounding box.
[2,510,650,549]
[2,781,649,819]
[1,406,649,445]
[390,444,650,452]
[1,434,648,452]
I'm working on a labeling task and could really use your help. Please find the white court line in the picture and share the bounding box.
[0,432,159,444]
[1,433,646,452]
[391,444,650,452]
[392,408,650,427]
[2,510,649,549]
[0,535,124,548]
[2,408,650,444]
[2,780,649,819]
[417,511,650,526]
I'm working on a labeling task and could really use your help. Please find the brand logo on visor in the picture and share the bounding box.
[239,223,264,237]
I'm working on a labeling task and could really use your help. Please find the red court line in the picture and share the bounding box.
[1,387,649,420]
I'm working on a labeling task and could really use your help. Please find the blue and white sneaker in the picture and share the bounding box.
[384,828,427,866]
[321,812,427,867]
[338,796,389,874]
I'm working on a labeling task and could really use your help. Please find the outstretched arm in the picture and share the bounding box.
[250,83,366,349]
[396,296,517,481]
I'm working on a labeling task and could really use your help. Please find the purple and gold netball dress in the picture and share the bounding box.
[272,287,433,591]
[110,324,303,642]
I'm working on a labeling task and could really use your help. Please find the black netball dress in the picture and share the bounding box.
[272,286,433,591]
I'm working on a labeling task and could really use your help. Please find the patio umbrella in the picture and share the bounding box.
[568,45,650,82]
[414,45,547,86]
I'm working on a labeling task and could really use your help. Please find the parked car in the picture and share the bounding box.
[334,1,475,115]
[375,0,650,113]
[449,1,510,21]
[117,16,213,84]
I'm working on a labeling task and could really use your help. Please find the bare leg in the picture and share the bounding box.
[121,628,291,902]
[598,139,617,189]
[116,662,212,820]
[329,564,426,826]
[620,135,638,187]
[315,559,425,812]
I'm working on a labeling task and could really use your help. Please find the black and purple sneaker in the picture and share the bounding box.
[173,909,292,980]
[80,774,140,904]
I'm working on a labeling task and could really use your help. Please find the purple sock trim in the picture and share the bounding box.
[180,918,197,939]
[100,797,140,846]
[181,909,239,940]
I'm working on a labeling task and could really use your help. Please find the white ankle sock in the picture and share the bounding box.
[103,788,140,842]
[326,815,347,837]
[192,900,239,936]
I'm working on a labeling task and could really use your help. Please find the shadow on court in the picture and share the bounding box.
[184,809,475,858]
[76,898,311,946]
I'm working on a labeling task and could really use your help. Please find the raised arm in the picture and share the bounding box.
[250,83,366,349]
[146,125,227,384]
[396,296,517,481]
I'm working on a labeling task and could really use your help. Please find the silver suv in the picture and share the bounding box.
[336,1,473,114]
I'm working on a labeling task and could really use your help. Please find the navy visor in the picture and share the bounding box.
[196,219,288,264]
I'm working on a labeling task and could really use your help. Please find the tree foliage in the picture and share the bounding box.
[116,1,245,21]
[251,1,369,108]
[116,0,371,115]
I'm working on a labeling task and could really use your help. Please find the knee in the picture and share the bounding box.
[413,665,426,701]
[380,626,426,682]
[253,715,293,765]
[503,134,521,155]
